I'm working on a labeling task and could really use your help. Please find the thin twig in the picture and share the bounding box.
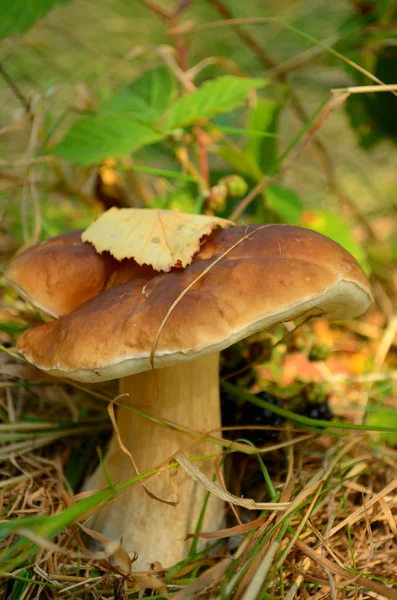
[0,63,30,113]
[138,0,170,20]
[205,2,379,237]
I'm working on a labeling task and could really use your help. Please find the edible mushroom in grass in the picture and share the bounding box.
[7,223,373,569]
[5,230,117,318]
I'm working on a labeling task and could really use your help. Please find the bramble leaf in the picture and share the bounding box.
[102,68,176,122]
[0,0,69,39]
[53,68,176,164]
[165,76,267,130]
[53,116,163,165]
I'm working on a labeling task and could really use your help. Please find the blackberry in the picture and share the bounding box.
[220,391,239,429]
[300,400,333,421]
[239,392,284,445]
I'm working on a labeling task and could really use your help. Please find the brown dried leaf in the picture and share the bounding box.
[80,524,133,574]
[186,514,268,540]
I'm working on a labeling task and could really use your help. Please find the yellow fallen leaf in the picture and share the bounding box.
[81,207,233,271]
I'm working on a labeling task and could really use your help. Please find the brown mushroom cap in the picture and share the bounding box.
[5,230,157,317]
[16,225,373,383]
[4,231,115,317]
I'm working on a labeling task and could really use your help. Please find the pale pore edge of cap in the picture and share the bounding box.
[21,278,373,383]
[4,277,58,319]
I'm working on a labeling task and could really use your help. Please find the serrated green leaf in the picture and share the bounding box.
[265,184,303,224]
[53,116,164,165]
[300,211,371,275]
[102,68,176,122]
[52,68,177,165]
[0,0,69,39]
[246,99,280,173]
[165,76,267,130]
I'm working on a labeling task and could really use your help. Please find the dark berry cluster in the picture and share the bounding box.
[299,399,333,421]
[221,390,284,445]
[240,392,284,444]
[296,382,334,422]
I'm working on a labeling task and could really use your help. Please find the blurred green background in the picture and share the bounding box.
[1,0,397,275]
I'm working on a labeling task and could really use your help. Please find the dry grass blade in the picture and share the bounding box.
[274,485,323,572]
[294,539,397,599]
[378,497,397,538]
[183,16,397,95]
[0,469,45,489]
[175,453,289,511]
[0,424,108,459]
[240,541,280,600]
[329,479,397,538]
[285,556,313,600]
[185,515,267,540]
[171,558,232,600]
[374,313,397,371]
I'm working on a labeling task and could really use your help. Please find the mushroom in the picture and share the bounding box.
[5,230,115,318]
[6,223,373,568]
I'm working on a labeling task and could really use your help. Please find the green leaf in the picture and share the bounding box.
[300,211,371,275]
[0,0,69,39]
[165,76,267,130]
[53,116,164,165]
[53,68,176,165]
[246,99,280,173]
[265,184,303,224]
[102,68,176,122]
[217,145,263,181]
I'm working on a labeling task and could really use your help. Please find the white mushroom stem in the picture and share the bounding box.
[84,352,224,569]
